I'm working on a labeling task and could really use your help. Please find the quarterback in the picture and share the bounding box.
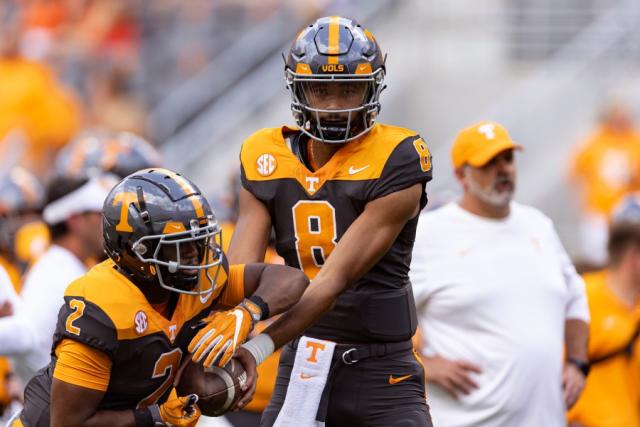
[190,16,433,426]
[14,168,308,427]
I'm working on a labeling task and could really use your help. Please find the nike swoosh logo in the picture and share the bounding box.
[348,165,369,175]
[199,290,213,304]
[388,374,412,385]
[230,309,244,352]
[300,373,315,380]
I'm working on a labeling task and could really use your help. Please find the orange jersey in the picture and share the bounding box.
[0,357,11,411]
[20,258,245,421]
[571,127,640,217]
[568,270,640,427]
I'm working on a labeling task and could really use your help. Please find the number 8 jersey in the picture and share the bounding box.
[240,123,432,343]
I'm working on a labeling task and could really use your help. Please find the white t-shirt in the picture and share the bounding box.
[0,266,36,355]
[11,245,87,381]
[411,202,589,427]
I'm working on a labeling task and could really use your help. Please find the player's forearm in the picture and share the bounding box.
[52,410,136,427]
[263,279,340,349]
[565,318,589,360]
[251,265,310,317]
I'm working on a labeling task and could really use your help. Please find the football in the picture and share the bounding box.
[175,356,248,416]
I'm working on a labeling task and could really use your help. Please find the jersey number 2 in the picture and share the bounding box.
[137,348,183,408]
[292,201,337,279]
[65,299,86,336]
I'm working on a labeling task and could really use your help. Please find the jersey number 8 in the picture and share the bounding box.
[292,201,337,279]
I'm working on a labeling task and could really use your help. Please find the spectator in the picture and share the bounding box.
[0,175,114,383]
[0,19,80,176]
[0,167,49,291]
[570,101,640,268]
[0,266,25,424]
[568,194,640,427]
[411,121,590,427]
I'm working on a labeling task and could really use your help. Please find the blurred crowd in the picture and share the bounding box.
[0,0,324,176]
[1,1,640,426]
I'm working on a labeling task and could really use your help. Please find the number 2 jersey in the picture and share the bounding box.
[19,257,245,427]
[240,123,432,343]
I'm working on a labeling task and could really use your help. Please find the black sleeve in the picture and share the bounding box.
[366,135,433,208]
[240,161,256,197]
[52,296,118,360]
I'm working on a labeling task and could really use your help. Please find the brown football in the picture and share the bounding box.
[175,357,247,416]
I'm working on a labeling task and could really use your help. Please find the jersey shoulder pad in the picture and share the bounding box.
[62,261,160,343]
[56,264,120,357]
[371,123,420,142]
[365,125,432,202]
[330,123,420,181]
[240,126,300,183]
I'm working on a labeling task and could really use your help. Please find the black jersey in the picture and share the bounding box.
[240,123,432,343]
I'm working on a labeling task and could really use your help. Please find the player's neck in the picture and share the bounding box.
[306,133,366,170]
[307,139,343,170]
[137,279,171,305]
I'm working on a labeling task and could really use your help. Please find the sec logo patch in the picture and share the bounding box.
[134,311,148,334]
[257,153,277,177]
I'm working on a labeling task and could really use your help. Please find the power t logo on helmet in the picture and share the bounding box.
[102,168,223,296]
[285,16,386,144]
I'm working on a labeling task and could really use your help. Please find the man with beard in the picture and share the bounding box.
[410,121,590,427]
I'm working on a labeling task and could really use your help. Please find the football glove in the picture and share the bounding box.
[188,299,261,368]
[147,393,201,427]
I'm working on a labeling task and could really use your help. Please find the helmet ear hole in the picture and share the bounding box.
[133,242,147,256]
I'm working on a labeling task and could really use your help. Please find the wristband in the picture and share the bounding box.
[567,357,590,377]
[239,298,264,325]
[248,294,270,320]
[241,333,275,365]
[133,407,155,427]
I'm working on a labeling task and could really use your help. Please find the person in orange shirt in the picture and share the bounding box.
[0,21,79,176]
[571,102,640,268]
[568,193,640,427]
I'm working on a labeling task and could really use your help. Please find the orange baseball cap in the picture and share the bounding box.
[451,121,522,168]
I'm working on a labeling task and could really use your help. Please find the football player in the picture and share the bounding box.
[55,130,163,179]
[0,167,49,289]
[14,168,308,427]
[190,16,433,426]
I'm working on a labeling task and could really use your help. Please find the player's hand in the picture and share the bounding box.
[424,355,482,399]
[151,394,201,427]
[232,347,258,411]
[563,363,585,409]
[189,305,254,368]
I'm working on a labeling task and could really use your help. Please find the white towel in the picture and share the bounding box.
[274,336,336,427]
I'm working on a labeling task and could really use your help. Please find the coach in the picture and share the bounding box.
[411,121,589,427]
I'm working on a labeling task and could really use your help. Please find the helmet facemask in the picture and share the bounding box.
[131,216,223,296]
[286,68,385,144]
